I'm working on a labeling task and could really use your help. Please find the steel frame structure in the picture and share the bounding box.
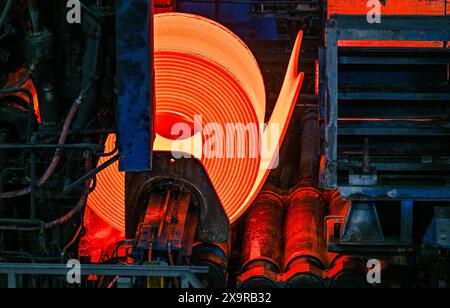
[321,15,450,254]
[0,263,208,288]
[322,15,450,198]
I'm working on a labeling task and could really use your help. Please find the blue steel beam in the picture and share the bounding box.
[325,19,338,189]
[401,201,414,245]
[332,15,450,42]
[339,186,450,202]
[339,55,450,65]
[338,120,450,136]
[339,92,450,101]
[115,0,153,171]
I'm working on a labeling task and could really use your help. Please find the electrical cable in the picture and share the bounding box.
[0,101,78,199]
[96,141,118,157]
[61,224,84,258]
[0,79,96,199]
[107,276,119,288]
[0,152,92,231]
[9,67,34,88]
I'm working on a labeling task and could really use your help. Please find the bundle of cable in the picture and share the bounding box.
[88,13,304,232]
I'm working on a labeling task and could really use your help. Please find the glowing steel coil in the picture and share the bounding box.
[88,13,304,232]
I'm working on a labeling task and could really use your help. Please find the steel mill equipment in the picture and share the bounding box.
[0,0,449,289]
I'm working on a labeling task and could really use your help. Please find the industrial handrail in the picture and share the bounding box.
[0,263,208,288]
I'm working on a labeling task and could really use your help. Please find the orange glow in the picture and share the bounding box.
[1,69,41,123]
[328,0,446,16]
[339,40,443,48]
[87,13,304,232]
[78,206,124,263]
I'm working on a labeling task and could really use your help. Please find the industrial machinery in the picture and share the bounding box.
[0,0,449,289]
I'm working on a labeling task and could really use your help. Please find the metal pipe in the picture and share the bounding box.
[24,25,59,124]
[29,151,36,220]
[4,67,34,89]
[27,0,40,33]
[285,188,326,269]
[42,151,93,230]
[0,262,209,276]
[0,151,93,231]
[0,143,104,151]
[0,0,12,31]
[239,192,284,288]
[0,101,79,199]
[241,192,284,272]
[73,3,103,130]
[299,108,319,186]
[283,257,326,288]
[0,218,44,231]
[62,154,118,195]
[283,188,326,288]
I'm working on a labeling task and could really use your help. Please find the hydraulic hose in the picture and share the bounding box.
[0,100,79,199]
[0,77,96,199]
[0,151,92,231]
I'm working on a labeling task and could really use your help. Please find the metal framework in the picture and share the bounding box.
[321,15,450,255]
[0,263,208,288]
[322,15,450,198]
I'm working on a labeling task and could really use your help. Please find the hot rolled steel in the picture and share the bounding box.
[87,13,304,232]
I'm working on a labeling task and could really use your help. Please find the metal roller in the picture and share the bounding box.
[238,192,284,288]
[284,188,327,288]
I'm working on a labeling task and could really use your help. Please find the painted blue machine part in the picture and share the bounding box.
[115,0,153,172]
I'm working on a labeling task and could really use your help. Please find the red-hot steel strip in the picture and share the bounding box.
[88,13,304,232]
